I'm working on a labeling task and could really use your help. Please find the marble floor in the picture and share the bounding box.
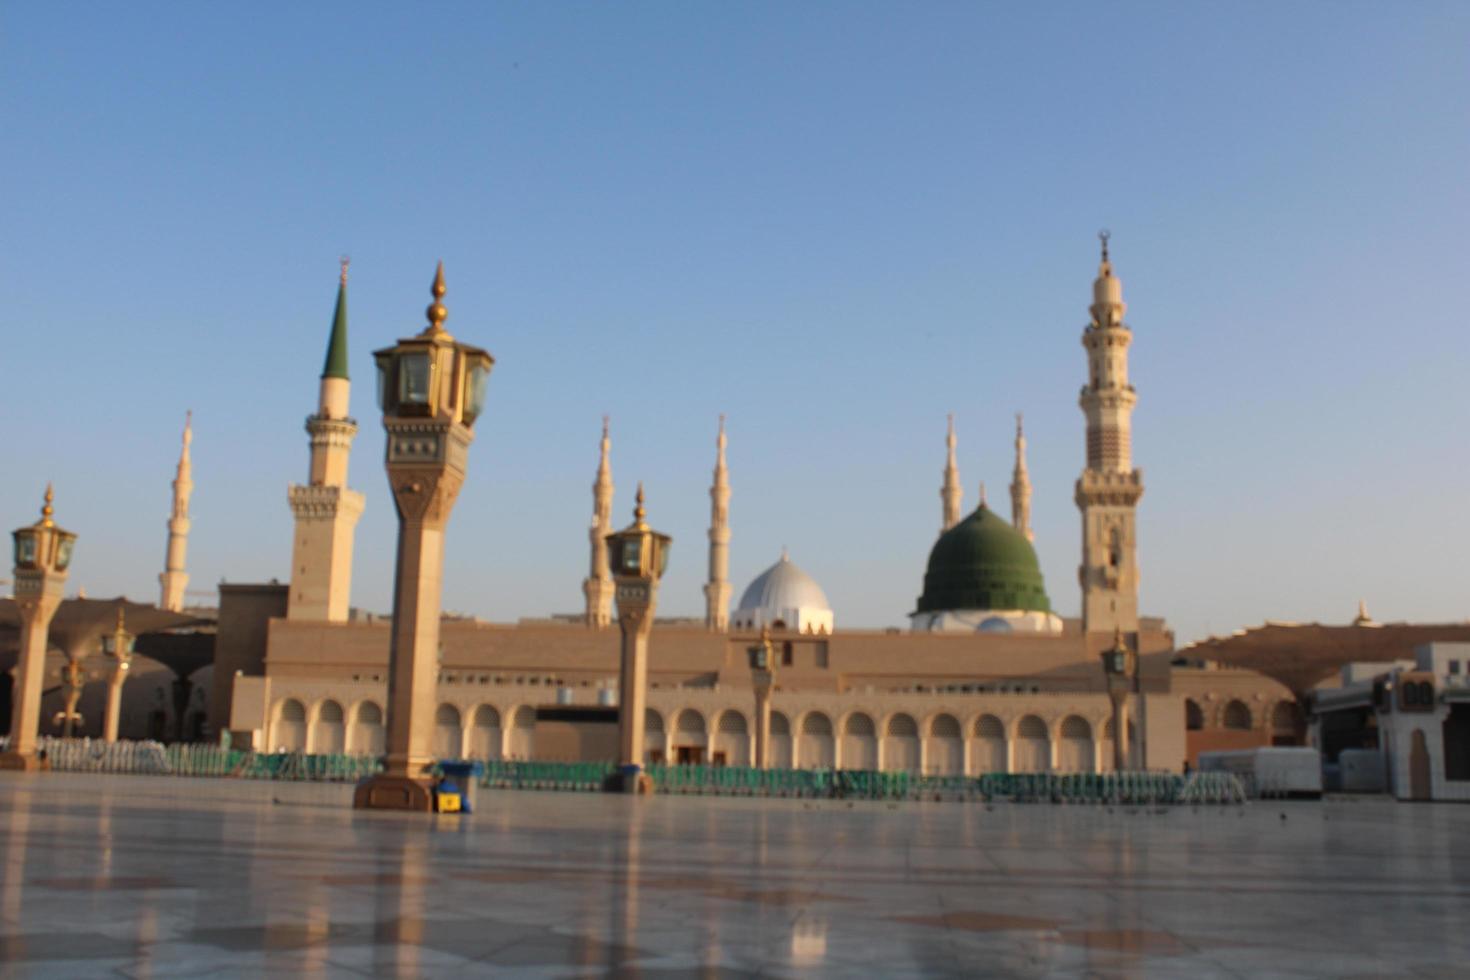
[0,774,1468,978]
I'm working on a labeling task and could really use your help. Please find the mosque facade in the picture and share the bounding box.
[203,240,1300,776]
[4,241,1304,774]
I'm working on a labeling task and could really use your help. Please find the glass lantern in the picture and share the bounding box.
[55,532,76,572]
[462,358,492,427]
[13,528,37,569]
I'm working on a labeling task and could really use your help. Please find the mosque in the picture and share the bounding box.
[5,241,1366,775]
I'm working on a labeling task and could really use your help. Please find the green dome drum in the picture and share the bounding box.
[915,504,1052,614]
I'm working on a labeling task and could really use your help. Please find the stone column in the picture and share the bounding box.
[615,578,654,783]
[1108,687,1129,772]
[103,661,130,743]
[1,578,65,769]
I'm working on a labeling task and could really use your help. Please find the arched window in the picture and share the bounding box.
[886,714,918,737]
[318,700,344,724]
[435,704,461,728]
[801,712,833,736]
[279,699,306,723]
[717,711,748,734]
[1270,701,1297,731]
[770,712,790,736]
[1223,700,1252,731]
[644,708,664,733]
[973,715,1005,739]
[676,710,706,734]
[1060,715,1091,740]
[844,713,875,736]
[930,714,961,738]
[1185,699,1205,731]
[355,701,383,726]
[1017,715,1047,739]
[473,705,501,729]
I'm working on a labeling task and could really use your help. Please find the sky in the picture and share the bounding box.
[2,2,1468,645]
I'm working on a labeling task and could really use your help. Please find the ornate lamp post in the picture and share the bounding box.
[1,486,77,770]
[354,263,494,812]
[100,606,135,742]
[747,625,777,768]
[1100,626,1136,771]
[606,485,670,794]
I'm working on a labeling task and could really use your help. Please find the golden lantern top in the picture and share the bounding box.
[374,262,495,428]
[605,484,671,581]
[12,484,77,574]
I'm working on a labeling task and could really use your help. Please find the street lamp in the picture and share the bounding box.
[1,486,77,770]
[606,484,670,793]
[100,606,135,743]
[354,262,495,813]
[747,625,777,768]
[1100,625,1136,771]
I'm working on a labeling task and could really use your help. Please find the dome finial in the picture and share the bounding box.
[634,481,646,523]
[339,254,350,285]
[424,260,449,336]
[978,481,986,506]
[781,544,789,562]
[1098,229,1111,266]
[40,483,54,527]
[1354,599,1374,626]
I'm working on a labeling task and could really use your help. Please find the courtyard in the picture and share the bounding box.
[0,773,1467,978]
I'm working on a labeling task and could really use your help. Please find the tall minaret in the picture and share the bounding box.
[158,411,193,611]
[1076,232,1144,640]
[582,416,615,628]
[703,415,732,631]
[1010,412,1033,542]
[940,414,962,532]
[286,259,365,622]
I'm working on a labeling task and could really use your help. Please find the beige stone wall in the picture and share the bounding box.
[1171,665,1298,767]
[240,616,1287,775]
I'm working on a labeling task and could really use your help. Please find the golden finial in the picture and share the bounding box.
[1099,229,1110,262]
[40,483,54,527]
[339,255,351,285]
[425,260,449,335]
[602,414,610,439]
[978,481,986,506]
[182,409,193,449]
[634,482,646,523]
[1016,411,1023,438]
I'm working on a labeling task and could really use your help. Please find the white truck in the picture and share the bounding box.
[1197,747,1323,799]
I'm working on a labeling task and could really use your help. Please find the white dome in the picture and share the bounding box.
[732,552,834,633]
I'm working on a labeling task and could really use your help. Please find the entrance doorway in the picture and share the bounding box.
[1409,730,1431,801]
[675,746,704,765]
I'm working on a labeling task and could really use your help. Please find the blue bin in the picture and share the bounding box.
[438,761,484,813]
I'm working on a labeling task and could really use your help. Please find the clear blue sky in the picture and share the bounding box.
[3,2,1467,644]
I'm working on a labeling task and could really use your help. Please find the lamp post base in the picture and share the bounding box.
[0,751,45,772]
[607,764,653,795]
[353,774,436,811]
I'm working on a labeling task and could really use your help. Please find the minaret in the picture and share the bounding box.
[286,259,366,622]
[158,412,193,611]
[1076,232,1144,639]
[703,415,731,631]
[1010,412,1033,542]
[940,414,962,532]
[582,416,615,628]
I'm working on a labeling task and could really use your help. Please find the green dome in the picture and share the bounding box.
[915,504,1052,614]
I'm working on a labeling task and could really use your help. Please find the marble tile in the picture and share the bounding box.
[1,773,1469,977]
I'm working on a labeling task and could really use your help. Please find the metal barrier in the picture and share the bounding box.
[0,738,1245,804]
